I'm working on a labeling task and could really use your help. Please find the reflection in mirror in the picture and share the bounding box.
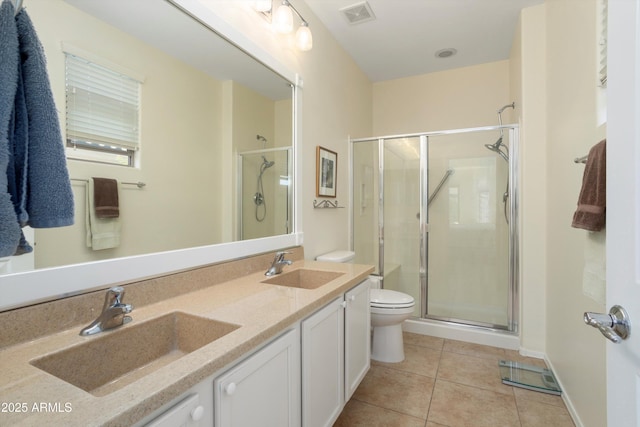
[239,146,292,240]
[2,0,294,277]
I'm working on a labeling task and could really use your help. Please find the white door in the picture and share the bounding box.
[605,0,640,425]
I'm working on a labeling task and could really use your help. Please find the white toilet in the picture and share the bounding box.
[315,251,416,363]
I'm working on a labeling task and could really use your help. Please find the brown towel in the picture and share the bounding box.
[92,178,119,218]
[572,139,606,231]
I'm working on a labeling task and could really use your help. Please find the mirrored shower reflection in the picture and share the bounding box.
[351,127,517,331]
[239,148,292,240]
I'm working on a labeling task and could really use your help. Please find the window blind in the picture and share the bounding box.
[65,53,140,150]
[599,0,608,87]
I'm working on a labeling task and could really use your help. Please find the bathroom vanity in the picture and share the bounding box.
[138,278,370,427]
[0,252,373,426]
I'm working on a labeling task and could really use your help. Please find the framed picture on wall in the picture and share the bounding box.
[316,146,337,198]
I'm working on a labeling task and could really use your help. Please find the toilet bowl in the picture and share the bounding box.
[370,288,415,363]
[315,250,416,364]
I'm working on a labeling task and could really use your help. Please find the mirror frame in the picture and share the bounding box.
[1,0,303,311]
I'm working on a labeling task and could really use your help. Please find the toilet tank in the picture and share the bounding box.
[315,250,355,263]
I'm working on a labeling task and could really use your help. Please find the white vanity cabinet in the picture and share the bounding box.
[302,279,371,427]
[214,327,301,427]
[344,279,371,400]
[302,297,345,427]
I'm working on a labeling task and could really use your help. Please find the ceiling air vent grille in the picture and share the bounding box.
[340,1,376,25]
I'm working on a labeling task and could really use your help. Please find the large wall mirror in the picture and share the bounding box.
[1,0,301,311]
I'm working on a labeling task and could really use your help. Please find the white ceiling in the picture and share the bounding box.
[303,0,544,82]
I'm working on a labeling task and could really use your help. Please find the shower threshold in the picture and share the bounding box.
[499,360,562,395]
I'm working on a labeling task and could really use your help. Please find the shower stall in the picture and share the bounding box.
[351,124,519,333]
[238,147,292,240]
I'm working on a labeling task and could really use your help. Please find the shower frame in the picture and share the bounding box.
[349,124,520,333]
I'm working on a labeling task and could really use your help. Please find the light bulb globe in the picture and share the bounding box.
[296,24,313,51]
[273,4,293,34]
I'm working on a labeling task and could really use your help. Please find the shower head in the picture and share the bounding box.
[484,137,509,162]
[261,156,275,169]
[485,136,503,150]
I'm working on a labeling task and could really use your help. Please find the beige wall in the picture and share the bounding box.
[373,61,513,135]
[544,0,606,425]
[31,0,223,268]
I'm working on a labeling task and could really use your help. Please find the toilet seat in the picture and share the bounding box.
[370,289,415,309]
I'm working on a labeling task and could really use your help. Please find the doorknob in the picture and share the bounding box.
[584,305,631,343]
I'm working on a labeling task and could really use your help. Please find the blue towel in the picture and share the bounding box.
[0,0,22,257]
[15,8,74,229]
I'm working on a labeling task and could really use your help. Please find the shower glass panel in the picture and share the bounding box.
[382,137,422,317]
[238,148,291,240]
[351,126,517,332]
[352,141,380,275]
[426,130,510,328]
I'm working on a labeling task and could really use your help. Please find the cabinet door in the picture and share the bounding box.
[214,327,300,427]
[302,297,344,427]
[344,279,371,400]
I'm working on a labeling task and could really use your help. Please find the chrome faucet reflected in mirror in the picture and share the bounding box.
[265,251,292,276]
[80,287,133,336]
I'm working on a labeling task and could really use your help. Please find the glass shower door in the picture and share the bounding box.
[351,127,515,330]
[425,131,510,328]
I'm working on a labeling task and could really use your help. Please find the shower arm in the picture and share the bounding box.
[497,102,515,138]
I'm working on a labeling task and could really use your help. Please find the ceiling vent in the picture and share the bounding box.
[340,1,376,25]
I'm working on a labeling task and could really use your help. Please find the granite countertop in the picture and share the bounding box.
[0,260,373,426]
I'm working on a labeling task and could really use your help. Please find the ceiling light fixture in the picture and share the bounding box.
[255,0,313,51]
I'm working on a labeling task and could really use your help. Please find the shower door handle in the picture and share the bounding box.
[584,305,631,343]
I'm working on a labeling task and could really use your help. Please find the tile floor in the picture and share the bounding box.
[334,332,575,427]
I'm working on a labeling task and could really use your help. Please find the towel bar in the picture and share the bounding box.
[71,178,146,188]
[574,155,588,164]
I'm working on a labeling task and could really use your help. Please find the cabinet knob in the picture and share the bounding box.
[191,405,204,421]
[225,382,237,395]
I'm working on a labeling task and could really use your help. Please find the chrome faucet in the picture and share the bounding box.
[80,287,133,336]
[265,251,292,276]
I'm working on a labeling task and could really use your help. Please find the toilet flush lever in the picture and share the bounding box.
[584,305,631,344]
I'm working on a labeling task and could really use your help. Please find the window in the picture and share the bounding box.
[598,0,608,87]
[596,0,608,125]
[65,53,141,166]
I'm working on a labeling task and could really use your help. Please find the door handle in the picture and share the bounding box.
[584,305,631,343]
